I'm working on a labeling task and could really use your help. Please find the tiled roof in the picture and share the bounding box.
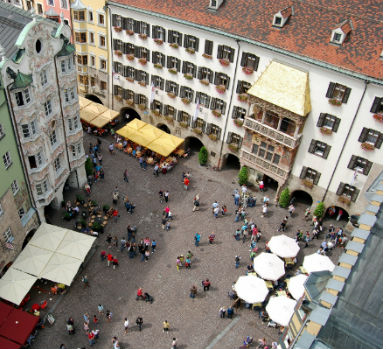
[109,0,383,81]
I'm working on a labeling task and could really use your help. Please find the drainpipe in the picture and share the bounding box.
[105,4,114,111]
[217,39,241,169]
[288,318,310,349]
[322,80,369,202]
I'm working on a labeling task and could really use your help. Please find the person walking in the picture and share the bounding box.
[81,275,89,287]
[194,233,201,247]
[124,318,129,334]
[123,169,129,183]
[171,337,177,349]
[278,216,288,232]
[109,143,114,154]
[208,232,215,244]
[106,310,113,322]
[193,194,200,212]
[235,255,241,268]
[164,191,169,203]
[183,176,190,190]
[219,306,226,318]
[97,304,104,314]
[190,285,197,298]
[234,191,240,206]
[163,320,170,333]
[107,253,113,267]
[136,316,143,331]
[202,279,211,291]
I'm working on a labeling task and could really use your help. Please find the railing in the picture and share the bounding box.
[241,148,289,180]
[243,117,300,149]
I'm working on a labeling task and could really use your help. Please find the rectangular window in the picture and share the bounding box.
[182,61,197,77]
[337,183,359,202]
[37,3,43,14]
[40,69,48,86]
[89,32,94,44]
[152,51,165,66]
[325,82,351,103]
[232,106,246,119]
[99,35,106,48]
[167,30,182,46]
[198,67,213,83]
[164,105,176,118]
[195,92,211,108]
[112,14,121,27]
[316,113,341,132]
[124,66,135,79]
[123,17,134,31]
[236,80,252,94]
[165,81,179,95]
[60,0,67,8]
[75,32,87,43]
[347,155,372,175]
[88,10,93,22]
[240,52,260,71]
[50,130,57,146]
[90,77,95,86]
[98,13,105,26]
[124,43,135,55]
[3,152,12,168]
[167,56,181,72]
[54,157,61,172]
[11,180,19,195]
[226,132,242,148]
[100,81,107,90]
[0,124,4,139]
[90,55,95,67]
[44,100,52,116]
[192,118,206,131]
[177,111,191,125]
[207,124,221,139]
[47,0,54,6]
[358,128,383,148]
[184,34,199,51]
[370,97,383,114]
[151,75,164,90]
[214,72,230,89]
[77,55,88,65]
[150,99,163,113]
[299,167,321,185]
[3,228,14,243]
[21,121,36,138]
[36,179,48,196]
[308,140,331,159]
[15,89,30,106]
[152,25,165,41]
[217,45,235,62]
[180,86,194,101]
[210,98,226,114]
[204,40,213,56]
[135,70,149,85]
[68,115,79,132]
[135,21,149,36]
[99,58,107,71]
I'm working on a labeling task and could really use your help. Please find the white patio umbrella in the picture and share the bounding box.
[12,244,54,276]
[253,253,285,281]
[55,230,96,261]
[266,296,297,326]
[28,223,67,251]
[288,274,308,300]
[234,275,269,304]
[0,268,37,305]
[268,234,300,258]
[302,253,335,273]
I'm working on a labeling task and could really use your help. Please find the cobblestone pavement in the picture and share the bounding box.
[32,132,346,349]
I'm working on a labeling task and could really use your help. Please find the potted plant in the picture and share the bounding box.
[184,73,193,80]
[361,142,375,151]
[302,179,314,188]
[139,33,148,40]
[126,99,134,106]
[85,158,93,176]
[373,113,383,122]
[181,97,191,105]
[320,126,333,135]
[138,81,146,87]
[154,63,163,69]
[219,58,230,66]
[216,85,226,94]
[208,133,218,141]
[234,119,244,127]
[126,54,135,61]
[113,26,122,32]
[169,43,179,49]
[154,38,163,45]
[126,29,134,35]
[152,110,161,116]
[179,121,188,128]
[200,79,210,86]
[92,221,103,233]
[212,110,221,117]
[126,77,134,83]
[328,98,342,106]
[165,115,174,123]
[138,57,147,65]
[338,195,351,205]
[238,93,248,102]
[168,68,178,74]
[228,143,239,152]
[202,53,212,59]
[185,47,195,54]
[167,92,176,99]
[138,103,147,111]
[193,128,202,135]
[238,166,249,185]
[63,212,72,221]
[313,202,325,218]
[198,146,208,166]
[103,204,110,213]
[114,50,123,57]
[242,67,253,75]
[279,187,290,208]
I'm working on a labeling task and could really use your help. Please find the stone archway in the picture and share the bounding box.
[185,136,204,152]
[22,229,37,249]
[120,107,141,123]
[324,206,350,222]
[85,94,103,105]
[290,190,313,206]
[222,153,240,169]
[157,124,170,134]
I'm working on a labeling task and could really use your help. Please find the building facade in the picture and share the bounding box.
[0,2,87,220]
[106,0,382,215]
[70,0,111,106]
[0,72,39,275]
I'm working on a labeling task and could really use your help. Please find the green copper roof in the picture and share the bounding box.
[10,71,33,90]
[56,40,75,57]
[12,49,25,64]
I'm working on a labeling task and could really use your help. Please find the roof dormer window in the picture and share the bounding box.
[272,7,292,28]
[273,15,282,26]
[208,0,223,11]
[330,20,352,45]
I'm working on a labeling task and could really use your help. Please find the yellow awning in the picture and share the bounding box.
[100,108,119,122]
[126,118,147,131]
[116,125,136,140]
[78,96,92,109]
[147,133,184,157]
[89,115,111,128]
[248,61,311,117]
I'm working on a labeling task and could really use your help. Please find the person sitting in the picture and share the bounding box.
[234,229,241,241]
[136,288,145,300]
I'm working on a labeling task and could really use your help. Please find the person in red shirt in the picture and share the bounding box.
[202,279,211,291]
[112,257,119,270]
[136,288,145,300]
[107,253,113,267]
[183,177,190,190]
[88,330,95,346]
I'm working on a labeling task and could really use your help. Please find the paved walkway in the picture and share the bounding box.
[32,133,346,349]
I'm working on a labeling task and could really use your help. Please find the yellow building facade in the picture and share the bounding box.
[70,0,111,106]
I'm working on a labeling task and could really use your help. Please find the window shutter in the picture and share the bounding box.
[363,160,372,175]
[325,82,336,98]
[134,46,140,58]
[168,30,173,43]
[176,59,181,72]
[351,188,359,202]
[160,54,165,66]
[113,39,118,50]
[313,171,321,185]
[151,25,156,38]
[179,86,185,98]
[308,140,316,153]
[152,51,157,63]
[226,132,232,144]
[358,128,368,142]
[183,35,188,48]
[178,33,183,46]
[167,56,172,69]
[133,20,140,33]
[217,45,223,59]
[182,61,187,74]
[322,145,331,159]
[229,48,235,62]
[197,67,203,80]
[236,80,242,94]
[208,69,213,83]
[316,113,325,127]
[336,182,345,195]
[221,101,226,114]
[342,87,351,103]
[113,85,118,95]
[299,166,307,179]
[112,14,117,27]
[146,49,150,61]
[113,62,118,73]
[240,53,247,67]
[134,93,139,104]
[159,78,164,90]
[253,57,260,71]
[195,37,199,51]
[347,155,357,170]
[210,99,216,110]
[225,76,230,89]
[205,123,211,135]
[205,40,213,55]
[122,17,127,30]
[332,117,341,132]
[134,69,140,81]
[375,133,383,148]
[370,97,382,113]
[145,73,149,85]
[192,64,197,77]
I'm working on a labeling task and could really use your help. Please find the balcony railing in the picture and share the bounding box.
[243,117,300,149]
[241,148,289,180]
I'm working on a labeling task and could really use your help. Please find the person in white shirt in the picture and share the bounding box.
[124,318,129,334]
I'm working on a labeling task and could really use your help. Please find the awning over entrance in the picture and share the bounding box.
[0,224,96,305]
[248,61,311,116]
[79,97,119,128]
[117,120,184,157]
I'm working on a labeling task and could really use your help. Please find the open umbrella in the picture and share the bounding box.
[288,274,308,300]
[0,268,37,305]
[266,296,297,326]
[268,234,300,258]
[234,275,269,304]
[55,229,96,261]
[253,253,285,281]
[12,245,53,276]
[302,253,335,273]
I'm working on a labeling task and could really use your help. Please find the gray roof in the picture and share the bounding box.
[350,229,370,240]
[332,266,351,279]
[326,279,344,292]
[366,204,380,214]
[304,271,331,302]
[345,241,364,253]
[309,306,331,326]
[294,330,316,349]
[358,213,377,227]
[0,2,32,58]
[338,253,358,266]
[319,291,338,307]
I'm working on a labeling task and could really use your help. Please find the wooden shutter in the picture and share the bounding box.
[325,82,336,98]
[134,46,140,58]
[113,62,119,73]
[217,45,223,59]
[194,37,199,51]
[299,166,307,179]
[358,128,368,142]
[210,98,216,110]
[308,140,316,153]
[322,145,331,159]
[336,182,345,195]
[332,117,341,132]
[113,85,118,95]
[152,51,157,63]
[182,61,187,74]
[236,80,243,94]
[351,188,359,202]
[167,56,172,69]
[133,93,139,104]
[240,52,247,67]
[179,86,184,98]
[183,34,188,48]
[363,160,373,175]
[347,155,357,170]
[375,133,383,148]
[205,40,213,55]
[178,32,182,46]
[229,47,235,62]
[112,14,117,27]
[134,69,140,81]
[226,132,232,144]
[145,49,150,61]
[192,64,197,77]
[133,20,140,33]
[159,78,164,90]
[313,171,321,185]
[205,123,211,135]
[197,67,203,80]
[316,113,326,127]
[176,59,181,72]
[221,101,226,114]
[342,87,351,103]
[370,97,382,113]
[113,39,118,50]
[225,75,230,89]
[253,56,260,71]
[160,53,165,66]
[145,24,150,36]
[167,30,173,43]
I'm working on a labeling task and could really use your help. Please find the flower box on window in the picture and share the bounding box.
[138,58,147,65]
[115,95,122,102]
[165,115,174,124]
[114,50,122,57]
[234,119,244,127]
[373,113,383,122]
[361,142,375,151]
[216,85,226,94]
[126,99,134,106]
[338,195,351,205]
[137,103,146,111]
[179,121,188,128]
[328,98,342,106]
[126,29,134,35]
[202,53,212,59]
[181,97,191,105]
[138,33,148,40]
[219,58,230,66]
[200,79,210,86]
[169,43,179,49]
[228,143,239,152]
[167,92,176,99]
[138,81,146,87]
[212,110,221,117]
[168,68,178,75]
[238,93,248,102]
[320,126,333,135]
[126,77,134,83]
[208,134,218,141]
[154,63,163,69]
[185,47,195,54]
[152,110,160,116]
[184,73,193,80]
[242,67,253,75]
[302,179,314,189]
[113,26,122,32]
[193,128,202,135]
[154,38,163,45]
[126,54,134,61]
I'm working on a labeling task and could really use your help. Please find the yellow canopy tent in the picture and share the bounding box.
[147,133,184,157]
[78,96,92,109]
[89,115,111,128]
[100,108,119,122]
[116,125,137,140]
[80,103,108,124]
[140,124,164,140]
[126,118,147,131]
